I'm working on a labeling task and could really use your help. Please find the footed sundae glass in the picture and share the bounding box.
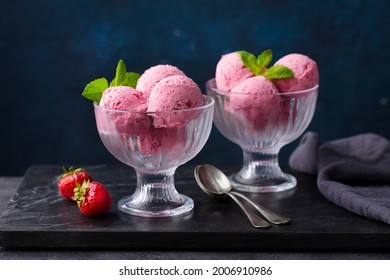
[94,95,214,217]
[206,79,318,193]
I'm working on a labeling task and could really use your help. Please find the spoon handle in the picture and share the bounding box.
[227,193,271,228]
[231,191,291,225]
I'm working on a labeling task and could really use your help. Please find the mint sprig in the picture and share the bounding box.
[82,59,141,103]
[82,78,109,102]
[257,49,273,72]
[263,65,295,79]
[124,72,141,87]
[110,59,127,86]
[110,59,141,88]
[237,49,295,79]
[237,50,261,75]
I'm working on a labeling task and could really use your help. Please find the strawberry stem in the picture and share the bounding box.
[72,180,90,206]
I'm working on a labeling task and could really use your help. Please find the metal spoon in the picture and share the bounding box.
[194,165,271,228]
[194,164,290,225]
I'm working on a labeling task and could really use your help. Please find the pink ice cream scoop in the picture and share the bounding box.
[229,76,280,130]
[215,52,254,91]
[148,75,203,111]
[99,86,149,134]
[134,126,186,156]
[147,75,204,127]
[100,86,147,111]
[272,53,319,92]
[136,64,186,99]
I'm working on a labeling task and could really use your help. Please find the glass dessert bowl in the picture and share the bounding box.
[206,79,318,193]
[94,95,214,217]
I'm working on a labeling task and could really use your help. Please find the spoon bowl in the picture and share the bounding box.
[195,164,231,196]
[194,164,291,225]
[194,165,270,228]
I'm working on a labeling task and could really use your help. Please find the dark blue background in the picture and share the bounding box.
[1,0,389,176]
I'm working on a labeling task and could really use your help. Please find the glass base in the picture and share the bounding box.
[118,194,194,217]
[118,170,194,217]
[229,172,297,193]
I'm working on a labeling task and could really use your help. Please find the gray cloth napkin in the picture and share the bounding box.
[289,132,390,225]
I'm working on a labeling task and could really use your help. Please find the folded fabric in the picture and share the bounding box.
[289,132,390,225]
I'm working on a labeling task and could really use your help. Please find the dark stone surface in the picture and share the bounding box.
[0,177,22,211]
[1,165,390,251]
[1,0,390,176]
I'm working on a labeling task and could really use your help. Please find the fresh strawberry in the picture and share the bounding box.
[73,180,112,217]
[58,166,93,200]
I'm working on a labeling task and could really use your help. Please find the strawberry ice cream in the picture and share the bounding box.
[215,52,254,91]
[93,63,206,156]
[90,59,215,218]
[98,86,149,134]
[135,126,185,156]
[148,75,204,127]
[100,86,147,111]
[136,64,186,99]
[229,76,280,130]
[205,49,319,193]
[148,75,203,111]
[272,53,319,92]
[211,50,319,130]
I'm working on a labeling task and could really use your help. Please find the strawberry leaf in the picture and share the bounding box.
[73,180,89,205]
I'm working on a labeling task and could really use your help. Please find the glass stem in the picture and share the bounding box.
[132,169,183,205]
[238,148,283,181]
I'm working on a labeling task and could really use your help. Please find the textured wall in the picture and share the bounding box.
[1,0,389,175]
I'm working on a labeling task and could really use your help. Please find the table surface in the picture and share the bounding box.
[1,165,390,260]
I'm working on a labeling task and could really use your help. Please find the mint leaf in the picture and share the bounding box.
[82,59,140,103]
[125,72,141,88]
[109,59,141,88]
[263,65,295,79]
[257,49,273,73]
[82,78,109,102]
[237,50,261,75]
[110,59,127,86]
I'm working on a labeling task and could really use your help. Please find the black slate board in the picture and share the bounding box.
[0,165,389,250]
